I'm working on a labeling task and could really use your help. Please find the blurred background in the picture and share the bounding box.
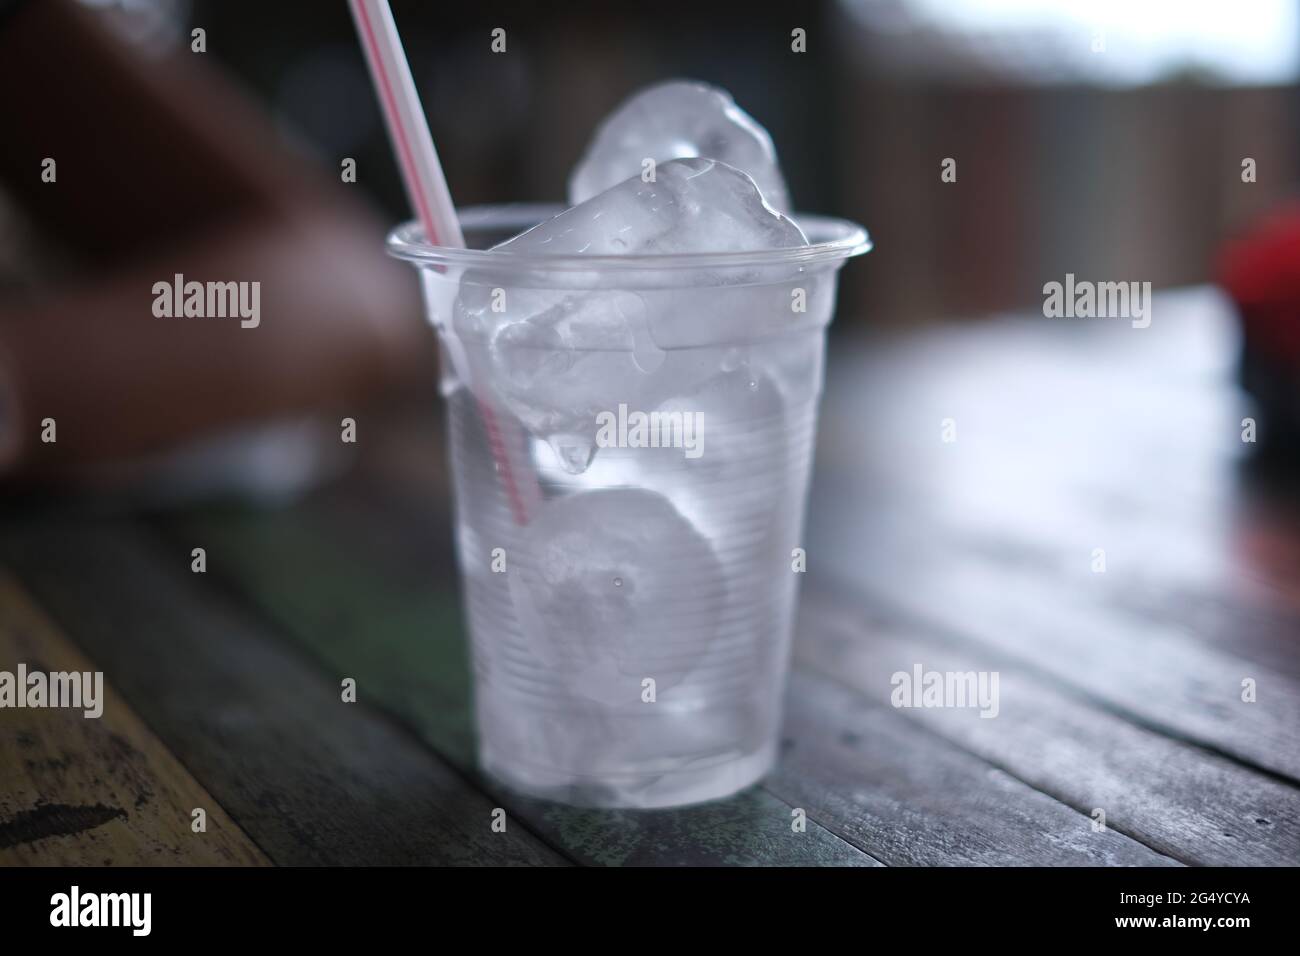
[1,0,1298,489]
[197,0,1299,323]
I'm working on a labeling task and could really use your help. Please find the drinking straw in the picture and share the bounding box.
[349,0,536,524]
[348,0,461,248]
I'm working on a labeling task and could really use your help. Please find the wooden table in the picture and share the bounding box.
[3,286,1298,866]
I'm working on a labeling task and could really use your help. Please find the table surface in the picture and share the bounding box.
[3,286,1298,866]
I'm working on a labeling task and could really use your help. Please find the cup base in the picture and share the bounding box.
[480,739,777,810]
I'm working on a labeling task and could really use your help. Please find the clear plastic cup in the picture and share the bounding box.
[389,205,869,808]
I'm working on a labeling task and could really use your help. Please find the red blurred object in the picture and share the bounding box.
[1218,204,1300,460]
[1219,204,1300,367]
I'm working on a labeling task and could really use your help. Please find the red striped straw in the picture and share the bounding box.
[349,0,536,525]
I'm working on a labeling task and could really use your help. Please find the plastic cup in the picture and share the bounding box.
[389,205,869,808]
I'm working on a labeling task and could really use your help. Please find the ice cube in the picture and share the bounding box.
[456,159,807,460]
[456,284,665,465]
[504,156,804,256]
[507,488,725,709]
[648,365,796,547]
[569,80,792,214]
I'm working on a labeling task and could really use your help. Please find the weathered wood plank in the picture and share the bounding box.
[794,590,1300,866]
[807,297,1300,780]
[2,519,567,866]
[767,671,1179,866]
[808,521,1300,783]
[0,572,268,866]
[171,502,879,866]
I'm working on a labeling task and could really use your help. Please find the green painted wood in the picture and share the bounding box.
[170,501,878,866]
[1,517,566,866]
[175,501,476,765]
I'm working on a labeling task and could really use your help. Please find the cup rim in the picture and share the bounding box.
[386,203,871,271]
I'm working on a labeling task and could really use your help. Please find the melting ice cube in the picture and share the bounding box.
[568,80,792,214]
[455,159,806,463]
[507,487,725,708]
